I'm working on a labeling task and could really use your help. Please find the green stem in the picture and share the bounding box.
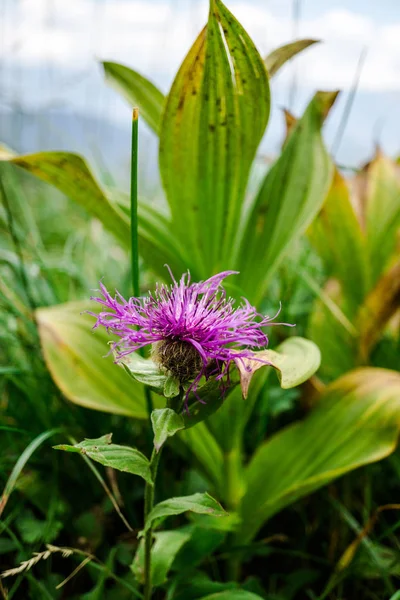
[130,108,154,419]
[143,447,162,600]
[130,107,140,298]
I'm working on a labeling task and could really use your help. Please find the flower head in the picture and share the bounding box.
[90,269,287,403]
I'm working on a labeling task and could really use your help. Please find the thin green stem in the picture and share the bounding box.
[130,107,140,298]
[130,109,154,419]
[143,447,162,600]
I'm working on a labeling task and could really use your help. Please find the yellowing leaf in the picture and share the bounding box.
[240,368,400,542]
[264,39,319,77]
[237,91,338,304]
[159,0,270,276]
[36,302,149,418]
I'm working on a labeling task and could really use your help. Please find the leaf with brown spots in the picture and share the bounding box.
[159,0,270,276]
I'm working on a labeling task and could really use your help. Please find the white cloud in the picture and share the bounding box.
[1,0,400,108]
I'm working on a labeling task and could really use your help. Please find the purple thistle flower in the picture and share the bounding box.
[90,269,289,404]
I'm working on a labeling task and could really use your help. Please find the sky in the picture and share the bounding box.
[0,0,399,168]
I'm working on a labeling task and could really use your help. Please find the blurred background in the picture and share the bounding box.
[1,0,399,191]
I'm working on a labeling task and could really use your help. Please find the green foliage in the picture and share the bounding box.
[241,368,400,541]
[102,62,164,134]
[132,528,192,585]
[151,408,185,451]
[141,493,227,535]
[264,39,319,77]
[36,302,150,417]
[237,90,337,303]
[1,0,399,597]
[159,0,270,276]
[54,433,153,484]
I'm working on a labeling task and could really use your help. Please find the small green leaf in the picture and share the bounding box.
[235,336,321,398]
[132,528,192,585]
[141,493,227,536]
[151,408,185,452]
[264,39,319,77]
[102,61,165,134]
[164,374,180,398]
[54,434,153,485]
[121,353,166,393]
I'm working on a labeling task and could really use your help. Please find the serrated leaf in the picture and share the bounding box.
[264,39,319,77]
[235,336,321,398]
[159,0,270,275]
[102,61,165,134]
[141,493,227,536]
[151,408,185,451]
[54,434,153,484]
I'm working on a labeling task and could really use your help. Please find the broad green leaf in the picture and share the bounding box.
[237,91,338,304]
[177,424,224,490]
[9,152,130,245]
[141,493,227,535]
[121,353,166,393]
[54,434,152,484]
[264,39,319,77]
[102,61,165,134]
[36,301,149,418]
[136,202,191,275]
[132,528,192,585]
[151,408,185,451]
[199,591,264,600]
[168,571,238,600]
[5,152,186,277]
[357,261,400,363]
[240,368,400,541]
[159,0,270,275]
[173,524,226,569]
[363,152,400,286]
[234,336,321,398]
[308,280,358,380]
[308,169,368,314]
[208,337,320,453]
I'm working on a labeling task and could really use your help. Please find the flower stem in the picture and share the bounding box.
[130,108,154,419]
[143,447,162,600]
[130,107,140,298]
